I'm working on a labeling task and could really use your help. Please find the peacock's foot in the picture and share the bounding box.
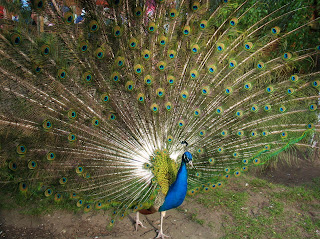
[135,219,146,231]
[156,230,169,238]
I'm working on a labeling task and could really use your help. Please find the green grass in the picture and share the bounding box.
[249,178,274,188]
[186,175,320,239]
[265,200,284,216]
[272,185,318,202]
[190,213,205,225]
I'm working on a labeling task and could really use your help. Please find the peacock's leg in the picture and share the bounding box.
[135,212,146,231]
[156,211,169,238]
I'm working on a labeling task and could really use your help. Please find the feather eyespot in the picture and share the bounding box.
[19,182,28,192]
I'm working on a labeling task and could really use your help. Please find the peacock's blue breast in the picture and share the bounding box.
[159,162,188,211]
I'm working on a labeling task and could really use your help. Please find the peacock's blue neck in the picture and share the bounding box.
[159,160,188,211]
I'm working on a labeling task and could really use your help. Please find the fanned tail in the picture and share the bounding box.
[0,0,319,225]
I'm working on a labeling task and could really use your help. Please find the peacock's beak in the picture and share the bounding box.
[188,161,195,169]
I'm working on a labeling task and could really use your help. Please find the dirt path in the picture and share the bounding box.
[0,203,219,239]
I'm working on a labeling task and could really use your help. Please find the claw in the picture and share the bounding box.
[135,219,146,231]
[135,212,146,231]
[156,230,170,238]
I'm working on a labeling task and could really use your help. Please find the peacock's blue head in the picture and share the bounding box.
[182,151,194,168]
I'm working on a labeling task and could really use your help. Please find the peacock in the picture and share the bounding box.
[0,0,319,238]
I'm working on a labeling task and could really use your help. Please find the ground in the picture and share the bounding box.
[0,157,319,239]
